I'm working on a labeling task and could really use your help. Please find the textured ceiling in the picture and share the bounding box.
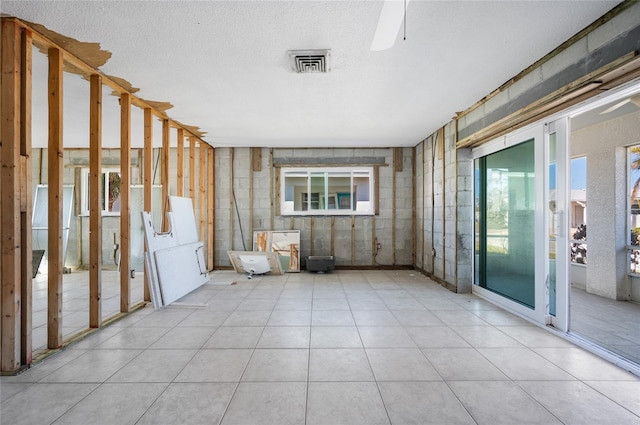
[2,0,620,148]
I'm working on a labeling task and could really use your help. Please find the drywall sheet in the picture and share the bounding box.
[169,195,198,244]
[228,251,283,276]
[155,241,209,305]
[131,185,162,271]
[141,211,178,307]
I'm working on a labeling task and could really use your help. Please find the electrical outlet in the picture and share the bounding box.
[376,242,382,250]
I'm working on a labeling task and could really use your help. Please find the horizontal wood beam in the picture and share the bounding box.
[4,17,206,144]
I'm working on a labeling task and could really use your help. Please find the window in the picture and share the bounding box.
[474,139,536,308]
[570,156,587,265]
[80,168,121,216]
[628,146,640,274]
[281,167,374,215]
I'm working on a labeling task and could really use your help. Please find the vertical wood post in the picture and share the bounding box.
[207,147,215,269]
[161,119,170,231]
[189,136,196,201]
[47,47,64,347]
[176,129,184,197]
[229,148,234,250]
[142,108,152,302]
[392,148,397,265]
[120,93,131,312]
[1,19,24,370]
[20,27,33,366]
[411,147,416,267]
[199,142,206,242]
[89,74,102,328]
[249,148,254,250]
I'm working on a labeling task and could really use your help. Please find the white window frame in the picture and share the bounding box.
[80,167,122,216]
[627,145,640,276]
[280,167,375,216]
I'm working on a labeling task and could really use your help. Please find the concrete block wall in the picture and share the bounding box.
[457,2,640,143]
[213,147,414,268]
[416,2,640,294]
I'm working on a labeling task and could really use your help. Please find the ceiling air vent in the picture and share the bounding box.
[288,49,330,73]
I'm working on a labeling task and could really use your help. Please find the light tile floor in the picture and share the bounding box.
[31,270,145,354]
[571,286,640,365]
[2,270,640,425]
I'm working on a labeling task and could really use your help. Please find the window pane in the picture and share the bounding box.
[354,173,370,212]
[478,140,536,309]
[327,172,350,210]
[629,146,640,273]
[107,171,122,213]
[284,173,307,212]
[310,172,325,210]
[280,167,374,216]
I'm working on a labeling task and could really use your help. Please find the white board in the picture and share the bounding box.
[169,196,199,244]
[155,241,209,305]
[141,211,179,307]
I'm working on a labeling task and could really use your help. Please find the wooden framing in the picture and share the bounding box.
[392,149,397,265]
[252,147,262,172]
[411,147,416,267]
[440,127,446,280]
[189,135,196,201]
[89,74,102,329]
[270,149,275,230]
[176,129,184,197]
[229,148,234,250]
[143,108,153,302]
[331,217,335,257]
[310,217,315,256]
[249,148,254,250]
[20,27,33,366]
[1,20,26,370]
[47,47,64,347]
[0,17,212,371]
[199,142,207,246]
[120,93,131,313]
[207,147,215,269]
[351,216,355,264]
[161,119,170,231]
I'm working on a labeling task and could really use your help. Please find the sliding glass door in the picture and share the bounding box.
[474,126,548,323]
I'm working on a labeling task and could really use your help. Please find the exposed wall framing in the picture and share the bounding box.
[1,20,31,370]
[176,129,184,197]
[119,92,131,313]
[0,17,212,372]
[47,47,64,346]
[89,74,102,329]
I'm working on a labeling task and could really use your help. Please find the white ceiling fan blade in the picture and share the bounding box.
[370,0,411,51]
[599,98,631,115]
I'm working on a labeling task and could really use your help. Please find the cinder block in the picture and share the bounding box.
[508,67,543,101]
[587,5,640,52]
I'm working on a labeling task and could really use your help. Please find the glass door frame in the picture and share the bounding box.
[545,118,570,332]
[472,124,547,325]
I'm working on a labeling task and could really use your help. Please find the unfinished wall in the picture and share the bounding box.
[414,123,472,293]
[214,147,414,269]
[31,147,151,271]
[417,2,640,294]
